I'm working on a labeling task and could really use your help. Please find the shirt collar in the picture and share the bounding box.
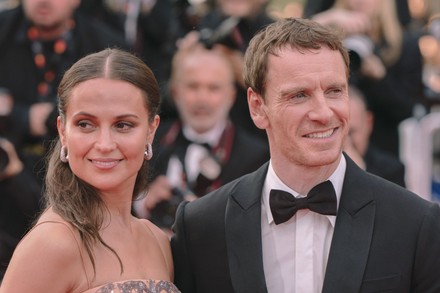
[182,120,226,147]
[263,155,347,227]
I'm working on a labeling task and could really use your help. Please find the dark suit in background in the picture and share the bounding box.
[148,120,269,229]
[0,168,41,281]
[365,145,406,187]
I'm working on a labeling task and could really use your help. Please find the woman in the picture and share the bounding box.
[0,48,180,292]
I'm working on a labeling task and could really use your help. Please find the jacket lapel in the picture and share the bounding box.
[322,155,376,293]
[225,163,269,293]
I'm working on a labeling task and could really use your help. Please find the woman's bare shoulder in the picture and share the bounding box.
[26,208,79,249]
[1,209,86,292]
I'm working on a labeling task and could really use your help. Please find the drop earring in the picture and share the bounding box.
[60,145,69,163]
[144,143,153,160]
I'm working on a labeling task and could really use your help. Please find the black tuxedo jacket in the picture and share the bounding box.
[171,154,440,293]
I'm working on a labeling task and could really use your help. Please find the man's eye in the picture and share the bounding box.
[292,92,307,99]
[327,88,343,96]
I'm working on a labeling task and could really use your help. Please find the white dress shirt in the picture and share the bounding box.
[167,121,226,184]
[261,156,346,293]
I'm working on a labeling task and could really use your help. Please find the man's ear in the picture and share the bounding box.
[247,87,268,130]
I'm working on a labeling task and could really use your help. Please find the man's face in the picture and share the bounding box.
[249,46,350,168]
[23,0,79,29]
[172,51,236,134]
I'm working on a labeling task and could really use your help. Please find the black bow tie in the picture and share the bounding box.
[270,180,337,225]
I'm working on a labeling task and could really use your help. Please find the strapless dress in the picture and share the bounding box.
[83,279,180,293]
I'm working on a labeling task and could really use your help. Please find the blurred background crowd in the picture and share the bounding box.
[0,0,439,281]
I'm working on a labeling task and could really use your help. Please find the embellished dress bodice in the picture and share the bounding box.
[83,279,180,293]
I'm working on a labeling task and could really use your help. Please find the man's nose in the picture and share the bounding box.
[307,95,333,123]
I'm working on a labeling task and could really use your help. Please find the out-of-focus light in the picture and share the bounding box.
[408,0,426,19]
[419,35,439,59]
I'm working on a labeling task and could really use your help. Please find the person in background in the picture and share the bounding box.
[302,0,412,29]
[0,0,128,184]
[0,49,180,293]
[0,138,42,282]
[133,44,269,232]
[78,0,177,100]
[171,18,440,292]
[0,89,43,282]
[168,0,275,140]
[344,84,406,187]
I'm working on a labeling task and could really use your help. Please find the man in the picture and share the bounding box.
[171,18,440,292]
[133,45,269,231]
[344,84,406,187]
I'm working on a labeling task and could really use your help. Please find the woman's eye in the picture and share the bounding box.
[115,122,133,131]
[77,121,92,129]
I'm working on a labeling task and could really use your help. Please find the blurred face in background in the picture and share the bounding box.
[345,0,381,16]
[217,0,268,18]
[348,87,373,156]
[171,49,236,134]
[23,0,80,32]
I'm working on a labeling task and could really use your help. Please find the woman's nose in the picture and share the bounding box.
[95,129,116,152]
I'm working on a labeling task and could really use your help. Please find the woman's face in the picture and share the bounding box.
[58,78,159,195]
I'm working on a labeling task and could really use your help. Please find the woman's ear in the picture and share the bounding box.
[57,116,66,145]
[147,114,160,143]
[247,87,269,130]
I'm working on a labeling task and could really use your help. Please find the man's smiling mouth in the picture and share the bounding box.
[304,128,336,139]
